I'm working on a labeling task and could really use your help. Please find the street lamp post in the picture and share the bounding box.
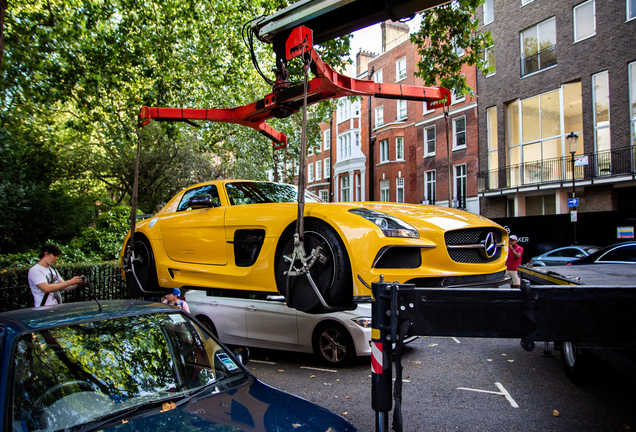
[566,132,579,245]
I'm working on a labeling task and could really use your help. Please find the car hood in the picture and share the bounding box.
[98,377,356,432]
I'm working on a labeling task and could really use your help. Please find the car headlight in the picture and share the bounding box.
[352,317,372,328]
[349,208,419,238]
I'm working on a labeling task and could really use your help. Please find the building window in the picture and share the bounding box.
[630,62,636,147]
[308,163,314,182]
[424,170,436,205]
[380,179,390,202]
[483,0,494,24]
[323,129,331,150]
[486,106,499,189]
[574,0,595,42]
[423,102,435,115]
[336,98,360,124]
[380,139,389,162]
[315,161,321,181]
[520,17,557,76]
[424,126,436,157]
[628,0,636,21]
[324,157,331,178]
[375,106,384,128]
[396,177,405,203]
[453,37,465,57]
[396,137,404,160]
[506,82,583,187]
[522,0,534,6]
[375,69,383,83]
[355,172,362,201]
[453,116,466,149]
[397,99,407,120]
[526,194,556,216]
[341,175,351,202]
[337,131,358,161]
[396,57,407,81]
[485,46,495,76]
[451,75,466,104]
[593,71,611,158]
[454,164,467,209]
[319,189,329,202]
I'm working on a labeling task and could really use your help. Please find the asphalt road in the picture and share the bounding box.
[245,336,636,432]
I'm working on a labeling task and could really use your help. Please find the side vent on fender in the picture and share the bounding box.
[232,229,266,267]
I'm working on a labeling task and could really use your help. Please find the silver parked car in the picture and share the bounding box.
[529,245,600,267]
[186,289,387,366]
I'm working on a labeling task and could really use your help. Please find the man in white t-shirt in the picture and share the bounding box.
[28,244,86,307]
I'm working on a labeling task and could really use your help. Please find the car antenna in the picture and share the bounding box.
[83,276,103,312]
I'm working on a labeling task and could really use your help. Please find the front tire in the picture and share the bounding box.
[275,220,353,314]
[312,322,355,366]
[127,236,160,297]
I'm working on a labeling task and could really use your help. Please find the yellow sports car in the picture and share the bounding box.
[121,180,508,313]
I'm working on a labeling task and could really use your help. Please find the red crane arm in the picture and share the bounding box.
[138,26,450,149]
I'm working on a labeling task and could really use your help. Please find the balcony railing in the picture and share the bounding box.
[478,146,636,193]
[521,44,557,77]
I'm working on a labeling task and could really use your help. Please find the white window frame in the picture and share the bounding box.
[380,179,390,202]
[375,106,384,128]
[453,116,467,150]
[336,98,360,124]
[341,175,351,202]
[319,189,329,202]
[592,70,611,153]
[454,164,467,209]
[424,170,436,205]
[424,126,436,157]
[574,0,596,43]
[396,177,405,203]
[423,102,435,115]
[323,129,331,150]
[630,62,636,147]
[522,0,534,5]
[483,0,494,25]
[396,137,404,160]
[396,57,407,82]
[324,157,331,178]
[355,172,362,201]
[451,75,466,104]
[380,139,389,163]
[315,161,321,181]
[375,69,383,83]
[308,163,314,182]
[397,99,407,120]
[484,46,495,77]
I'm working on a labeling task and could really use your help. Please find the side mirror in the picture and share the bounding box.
[189,193,218,209]
[232,347,250,366]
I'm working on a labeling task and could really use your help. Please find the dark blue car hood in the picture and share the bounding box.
[95,376,356,432]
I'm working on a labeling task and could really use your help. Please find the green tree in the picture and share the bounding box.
[411,0,493,98]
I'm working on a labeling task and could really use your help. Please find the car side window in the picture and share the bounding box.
[603,245,636,262]
[178,185,221,212]
[560,249,580,258]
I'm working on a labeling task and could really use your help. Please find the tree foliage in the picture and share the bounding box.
[411,0,492,97]
[0,0,350,255]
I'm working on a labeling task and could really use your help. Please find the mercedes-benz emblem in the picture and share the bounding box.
[480,232,498,259]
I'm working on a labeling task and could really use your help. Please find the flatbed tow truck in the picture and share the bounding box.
[124,1,636,431]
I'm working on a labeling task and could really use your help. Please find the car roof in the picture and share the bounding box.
[0,300,176,332]
[572,241,636,264]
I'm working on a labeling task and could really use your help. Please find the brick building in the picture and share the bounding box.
[475,0,636,219]
[306,21,481,214]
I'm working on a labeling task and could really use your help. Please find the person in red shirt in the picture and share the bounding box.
[506,235,524,288]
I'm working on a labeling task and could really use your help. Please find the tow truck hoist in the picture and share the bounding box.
[124,1,636,431]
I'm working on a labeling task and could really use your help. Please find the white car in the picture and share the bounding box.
[186,289,382,366]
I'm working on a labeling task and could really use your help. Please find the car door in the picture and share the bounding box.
[245,295,300,347]
[159,185,228,265]
[193,291,248,344]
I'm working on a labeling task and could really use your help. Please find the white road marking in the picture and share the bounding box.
[451,337,461,344]
[300,366,338,373]
[457,383,519,408]
[251,360,277,365]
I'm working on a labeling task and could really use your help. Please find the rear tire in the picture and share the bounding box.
[275,220,353,314]
[561,341,589,383]
[312,322,355,366]
[126,237,161,297]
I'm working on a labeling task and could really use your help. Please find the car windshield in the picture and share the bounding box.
[12,312,245,431]
[225,181,322,205]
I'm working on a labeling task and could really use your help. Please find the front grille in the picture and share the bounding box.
[445,228,503,264]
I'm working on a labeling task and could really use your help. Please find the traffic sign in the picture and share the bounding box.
[568,198,579,207]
